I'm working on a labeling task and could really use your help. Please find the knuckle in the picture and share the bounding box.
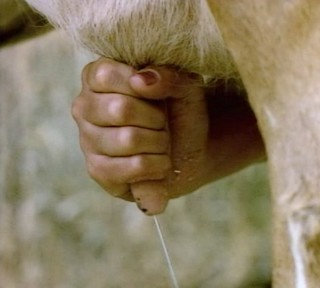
[86,157,121,192]
[78,124,93,150]
[85,155,124,192]
[130,155,171,175]
[85,155,98,180]
[109,97,133,125]
[81,62,92,85]
[130,155,149,174]
[85,154,104,181]
[95,64,112,84]
[71,96,83,122]
[127,155,171,182]
[89,61,120,91]
[118,127,138,149]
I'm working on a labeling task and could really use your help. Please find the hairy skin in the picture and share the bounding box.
[25,0,235,80]
[207,1,320,287]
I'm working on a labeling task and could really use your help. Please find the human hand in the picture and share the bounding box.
[72,58,212,215]
[72,58,266,215]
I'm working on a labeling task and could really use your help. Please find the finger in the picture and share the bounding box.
[76,92,167,129]
[131,181,169,215]
[82,58,139,95]
[85,153,171,185]
[81,125,169,156]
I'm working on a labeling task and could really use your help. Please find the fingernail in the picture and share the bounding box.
[136,69,161,86]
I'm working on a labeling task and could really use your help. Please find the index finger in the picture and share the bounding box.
[82,58,140,96]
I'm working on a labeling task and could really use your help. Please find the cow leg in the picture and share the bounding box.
[207,1,320,287]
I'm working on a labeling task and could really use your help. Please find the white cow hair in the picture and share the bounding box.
[25,0,237,82]
[288,217,308,288]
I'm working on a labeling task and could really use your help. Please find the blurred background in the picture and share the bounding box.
[0,3,271,287]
